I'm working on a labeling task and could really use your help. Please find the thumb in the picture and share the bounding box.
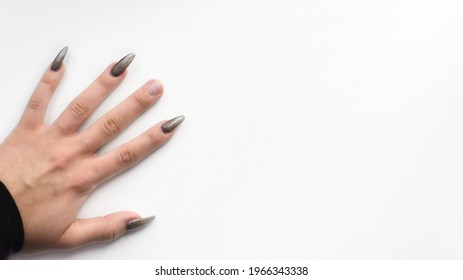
[55,211,155,250]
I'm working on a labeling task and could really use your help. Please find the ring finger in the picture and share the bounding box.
[88,117,183,185]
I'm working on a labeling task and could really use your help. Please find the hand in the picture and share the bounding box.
[0,47,184,254]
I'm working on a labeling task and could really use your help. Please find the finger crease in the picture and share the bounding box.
[133,95,149,110]
[102,116,120,136]
[69,102,87,118]
[119,148,135,167]
[27,98,42,110]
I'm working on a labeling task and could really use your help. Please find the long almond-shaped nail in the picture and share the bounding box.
[111,53,135,77]
[126,216,155,231]
[50,46,69,72]
[161,115,185,133]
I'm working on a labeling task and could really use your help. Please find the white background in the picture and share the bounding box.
[1,0,463,259]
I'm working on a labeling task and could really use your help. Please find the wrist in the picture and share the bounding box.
[0,181,24,259]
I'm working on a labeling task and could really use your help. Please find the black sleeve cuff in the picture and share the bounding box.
[0,181,24,259]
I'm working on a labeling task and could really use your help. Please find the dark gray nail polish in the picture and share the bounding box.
[161,115,185,133]
[111,53,135,77]
[126,216,155,231]
[50,46,68,71]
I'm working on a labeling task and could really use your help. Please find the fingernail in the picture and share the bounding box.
[50,46,69,71]
[111,53,135,77]
[161,115,185,133]
[148,80,163,97]
[126,215,155,231]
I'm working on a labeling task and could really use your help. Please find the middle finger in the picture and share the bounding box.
[78,79,164,152]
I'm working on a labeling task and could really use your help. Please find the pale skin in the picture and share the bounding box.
[0,57,180,254]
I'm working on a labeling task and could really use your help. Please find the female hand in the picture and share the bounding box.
[0,47,184,255]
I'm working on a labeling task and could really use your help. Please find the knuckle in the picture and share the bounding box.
[101,216,117,242]
[132,95,150,111]
[27,97,42,110]
[69,101,87,118]
[78,136,93,152]
[118,148,136,167]
[69,173,94,194]
[55,119,74,135]
[102,116,120,136]
[39,77,57,91]
[49,152,72,171]
[96,76,113,91]
[57,224,79,249]
[146,131,160,146]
